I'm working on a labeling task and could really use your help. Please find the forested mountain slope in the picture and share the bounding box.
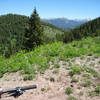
[64,17,100,42]
[0,14,64,45]
[0,14,64,57]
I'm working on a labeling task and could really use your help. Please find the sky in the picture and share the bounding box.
[0,0,100,19]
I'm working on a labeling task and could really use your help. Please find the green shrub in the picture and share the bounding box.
[82,74,91,79]
[65,87,73,95]
[22,65,34,74]
[54,64,60,68]
[83,67,99,78]
[71,77,79,83]
[70,65,82,76]
[89,85,100,96]
[53,69,59,74]
[95,86,100,95]
[23,74,36,81]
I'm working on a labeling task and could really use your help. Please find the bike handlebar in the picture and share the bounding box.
[0,85,37,98]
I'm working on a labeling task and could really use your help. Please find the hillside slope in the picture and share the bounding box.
[0,14,64,56]
[0,36,100,78]
[0,14,64,43]
[64,17,100,42]
[0,36,100,100]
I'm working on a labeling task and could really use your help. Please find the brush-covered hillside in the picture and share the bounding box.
[0,14,100,100]
[0,14,64,57]
[0,36,100,100]
[0,36,100,78]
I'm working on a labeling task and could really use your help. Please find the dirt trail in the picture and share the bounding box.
[0,55,100,100]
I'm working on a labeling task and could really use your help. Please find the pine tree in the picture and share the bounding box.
[24,8,44,50]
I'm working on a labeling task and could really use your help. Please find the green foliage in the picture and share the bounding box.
[0,14,64,57]
[0,14,28,57]
[71,77,79,83]
[80,80,92,87]
[1,14,100,58]
[68,96,78,100]
[70,65,82,75]
[65,87,73,95]
[82,74,91,79]
[53,69,59,74]
[95,86,100,95]
[43,25,64,43]
[83,67,100,78]
[23,74,36,81]
[0,36,100,79]
[64,17,100,43]
[89,85,100,96]
[54,64,60,68]
[24,8,44,50]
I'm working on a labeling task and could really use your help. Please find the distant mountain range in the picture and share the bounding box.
[42,18,89,30]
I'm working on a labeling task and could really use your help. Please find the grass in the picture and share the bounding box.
[65,87,73,95]
[89,85,100,96]
[53,69,59,74]
[83,67,100,78]
[54,64,60,68]
[23,74,36,81]
[71,77,79,83]
[95,86,100,95]
[70,65,82,75]
[80,80,92,87]
[69,65,100,78]
[0,36,100,79]
[68,96,78,100]
[82,74,91,79]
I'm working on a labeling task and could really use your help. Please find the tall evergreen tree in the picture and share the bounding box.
[24,8,44,50]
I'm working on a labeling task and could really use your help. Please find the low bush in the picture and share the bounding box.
[71,77,79,83]
[70,65,82,76]
[65,87,73,95]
